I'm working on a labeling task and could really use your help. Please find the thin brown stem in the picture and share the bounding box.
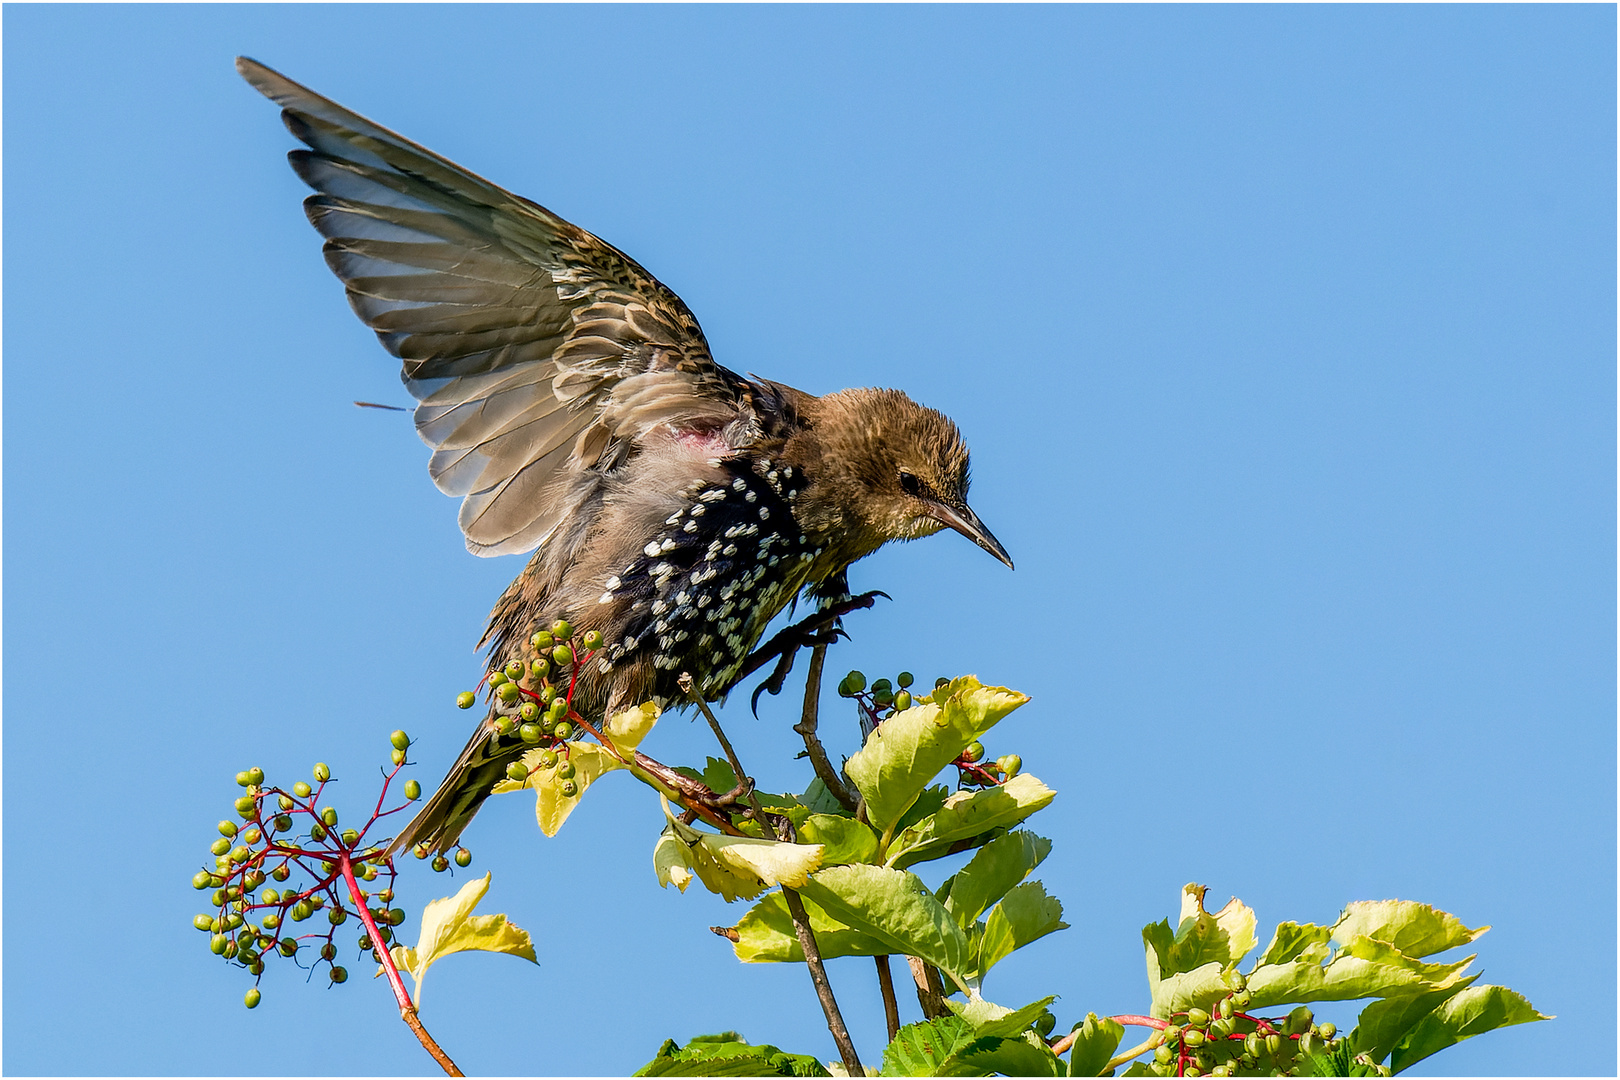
[875,955,901,1041]
[793,644,858,811]
[784,885,864,1076]
[681,672,770,823]
[907,957,950,1020]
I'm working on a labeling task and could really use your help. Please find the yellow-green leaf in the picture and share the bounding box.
[490,703,660,836]
[886,773,1055,869]
[654,798,823,902]
[379,873,536,1006]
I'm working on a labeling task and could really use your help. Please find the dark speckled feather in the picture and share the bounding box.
[237,59,1013,856]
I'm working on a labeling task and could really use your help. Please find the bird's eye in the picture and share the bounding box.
[898,471,922,496]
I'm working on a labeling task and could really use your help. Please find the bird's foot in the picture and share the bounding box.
[744,591,889,714]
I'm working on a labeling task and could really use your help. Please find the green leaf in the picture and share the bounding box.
[951,995,1058,1039]
[846,678,1029,835]
[945,832,1052,929]
[887,775,1056,870]
[978,881,1067,977]
[1163,884,1257,973]
[1329,900,1488,959]
[1348,979,1479,1065]
[1066,1013,1125,1077]
[1245,947,1474,1011]
[895,785,952,835]
[634,1033,831,1077]
[1339,935,1477,984]
[799,814,881,866]
[1255,921,1334,967]
[1149,961,1228,1019]
[882,1017,979,1076]
[654,797,823,902]
[729,890,891,963]
[1388,985,1550,1074]
[800,777,849,816]
[951,1034,1065,1077]
[382,873,536,1006]
[795,864,970,986]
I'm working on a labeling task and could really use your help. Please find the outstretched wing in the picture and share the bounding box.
[238,58,760,556]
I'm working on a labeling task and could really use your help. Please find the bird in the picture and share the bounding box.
[236,58,1014,857]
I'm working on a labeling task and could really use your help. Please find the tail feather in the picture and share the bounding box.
[385,722,519,859]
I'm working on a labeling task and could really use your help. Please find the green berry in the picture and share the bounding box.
[504,659,526,680]
[1210,1017,1232,1038]
[546,697,569,722]
[210,838,231,856]
[387,908,406,926]
[1155,1045,1175,1065]
[530,630,553,651]
[292,781,311,798]
[389,729,411,752]
[845,671,867,693]
[550,619,573,641]
[539,685,558,705]
[520,723,543,744]
[228,845,248,864]
[530,657,551,680]
[871,678,892,694]
[552,721,573,740]
[272,865,290,882]
[559,779,579,797]
[319,942,337,961]
[1186,1007,1210,1028]
[391,748,407,766]
[1318,1023,1336,1040]
[1265,1034,1282,1055]
[218,820,239,838]
[552,644,574,666]
[493,715,515,736]
[506,762,530,784]
[241,826,262,844]
[431,855,450,872]
[538,750,559,769]
[872,687,894,706]
[192,914,214,932]
[488,670,508,688]
[1244,1033,1263,1058]
[330,965,348,984]
[1184,1029,1206,1048]
[292,901,312,921]
[340,828,360,846]
[235,770,252,787]
[274,814,293,832]
[313,763,330,783]
[1164,1025,1182,1043]
[261,888,280,905]
[209,933,229,954]
[962,742,985,764]
[498,682,521,703]
[454,849,472,868]
[414,843,432,860]
[1232,989,1252,1009]
[581,629,603,650]
[192,871,212,890]
[1285,1006,1313,1035]
[519,700,540,721]
[998,754,1022,778]
[456,690,477,709]
[404,779,422,800]
[555,761,576,780]
[320,807,338,827]
[246,767,265,786]
[893,691,912,710]
[328,907,347,926]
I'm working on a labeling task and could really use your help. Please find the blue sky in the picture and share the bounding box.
[3,5,1612,1076]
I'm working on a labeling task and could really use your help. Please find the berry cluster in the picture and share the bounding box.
[1140,971,1380,1077]
[187,733,438,1009]
[836,670,1021,788]
[454,619,604,801]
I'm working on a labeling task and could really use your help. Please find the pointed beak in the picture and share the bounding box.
[927,500,1015,570]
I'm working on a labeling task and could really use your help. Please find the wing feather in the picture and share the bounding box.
[238,57,762,555]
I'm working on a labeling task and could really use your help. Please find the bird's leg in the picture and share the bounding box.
[743,590,889,713]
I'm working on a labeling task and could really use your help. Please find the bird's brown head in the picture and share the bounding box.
[793,388,1014,569]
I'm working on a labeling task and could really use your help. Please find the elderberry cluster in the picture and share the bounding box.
[187,733,445,1009]
[451,618,603,801]
[1145,970,1382,1077]
[837,670,1021,788]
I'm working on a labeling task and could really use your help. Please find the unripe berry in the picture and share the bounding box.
[520,723,543,744]
[192,914,214,932]
[387,908,407,926]
[414,843,431,860]
[506,762,530,784]
[498,682,521,703]
[390,748,406,766]
[236,771,251,787]
[559,779,579,797]
[279,939,299,956]
[1155,1045,1174,1065]
[242,826,262,844]
[897,671,914,688]
[998,754,1022,778]
[556,761,576,780]
[530,630,553,651]
[210,838,231,856]
[457,690,477,709]
[552,644,574,666]
[309,823,327,842]
[432,855,450,872]
[530,658,551,680]
[293,781,312,798]
[330,966,348,984]
[341,829,360,846]
[218,820,238,838]
[404,779,422,800]
[1184,1029,1206,1048]
[211,933,229,955]
[961,742,985,764]
[894,691,912,711]
[1318,1023,1336,1040]
[552,721,573,740]
[271,865,290,882]
[192,871,212,890]
[319,807,338,827]
[519,701,540,721]
[1285,1006,1313,1036]
[844,671,866,693]
[454,849,472,868]
[320,943,337,961]
[550,619,573,641]
[313,763,330,783]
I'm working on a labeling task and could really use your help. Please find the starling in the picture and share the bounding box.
[236,59,1013,856]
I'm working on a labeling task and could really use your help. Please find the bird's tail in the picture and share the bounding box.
[384,721,519,859]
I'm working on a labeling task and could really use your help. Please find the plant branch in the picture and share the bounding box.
[874,955,901,1041]
[336,853,462,1077]
[907,956,951,1019]
[793,644,858,812]
[1105,1032,1166,1072]
[783,885,864,1077]
[681,672,769,823]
